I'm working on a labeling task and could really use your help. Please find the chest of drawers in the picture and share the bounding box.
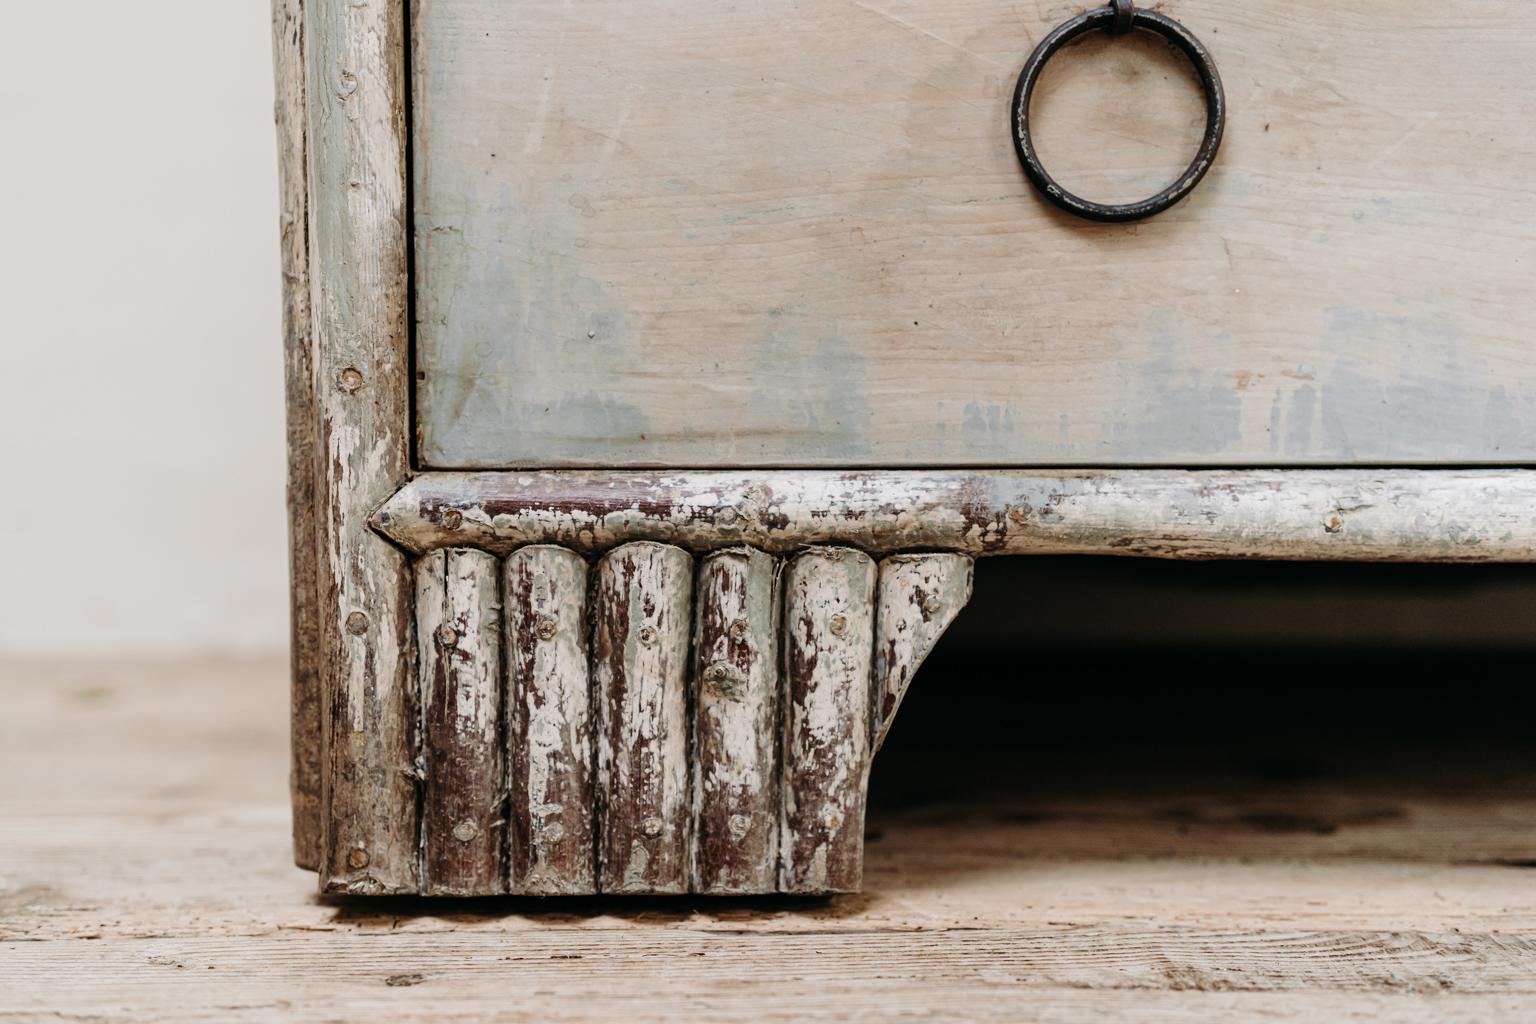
[272,0,1536,895]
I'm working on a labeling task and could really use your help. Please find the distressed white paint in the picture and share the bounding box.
[271,0,322,872]
[780,548,877,894]
[691,548,781,894]
[872,554,975,753]
[593,542,694,894]
[411,0,1536,468]
[503,545,596,895]
[374,469,1536,563]
[305,0,416,893]
[414,548,504,896]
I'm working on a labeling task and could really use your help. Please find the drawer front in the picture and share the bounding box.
[411,0,1535,468]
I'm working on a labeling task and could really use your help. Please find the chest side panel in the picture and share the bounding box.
[413,0,1536,467]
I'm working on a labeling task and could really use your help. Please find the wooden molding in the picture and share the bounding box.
[270,0,323,874]
[373,469,1536,563]
[304,0,417,894]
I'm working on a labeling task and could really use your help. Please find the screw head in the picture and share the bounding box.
[535,617,558,642]
[1324,515,1344,534]
[336,367,365,394]
[703,662,746,700]
[345,611,370,636]
[440,508,463,531]
[640,816,664,838]
[434,624,458,648]
[727,814,751,840]
[822,810,843,832]
[637,625,659,648]
[829,614,849,637]
[922,595,943,617]
[348,847,370,869]
[451,820,480,844]
[715,505,741,526]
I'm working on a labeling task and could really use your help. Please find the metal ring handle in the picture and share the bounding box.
[1011,5,1226,223]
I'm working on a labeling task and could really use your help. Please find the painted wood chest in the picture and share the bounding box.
[272,0,1536,895]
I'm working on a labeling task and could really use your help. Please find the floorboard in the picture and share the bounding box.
[1,659,1533,1021]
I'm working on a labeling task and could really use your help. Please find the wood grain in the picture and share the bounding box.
[269,0,322,874]
[6,660,1536,1022]
[503,545,597,895]
[592,543,695,894]
[375,468,1536,563]
[691,548,781,894]
[411,0,1536,468]
[780,548,877,894]
[872,554,974,752]
[305,0,416,893]
[414,549,504,896]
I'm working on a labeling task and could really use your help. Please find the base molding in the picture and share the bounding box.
[373,468,1536,563]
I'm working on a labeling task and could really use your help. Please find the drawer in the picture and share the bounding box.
[411,0,1536,468]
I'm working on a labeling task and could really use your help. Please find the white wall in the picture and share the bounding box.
[0,4,289,655]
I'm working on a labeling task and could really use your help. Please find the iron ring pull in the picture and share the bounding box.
[1011,4,1226,223]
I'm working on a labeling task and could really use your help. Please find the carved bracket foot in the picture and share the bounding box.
[311,540,972,896]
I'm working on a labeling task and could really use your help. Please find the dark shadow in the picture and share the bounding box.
[867,557,1536,868]
[315,891,871,927]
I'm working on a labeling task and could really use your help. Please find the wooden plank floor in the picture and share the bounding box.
[2,659,1534,1022]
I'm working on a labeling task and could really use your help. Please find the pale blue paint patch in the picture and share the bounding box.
[1318,305,1535,460]
[416,180,654,465]
[1112,309,1243,456]
[1283,385,1317,457]
[962,402,1019,454]
[746,319,874,460]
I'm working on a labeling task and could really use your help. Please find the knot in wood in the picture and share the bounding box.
[637,625,659,648]
[702,662,747,700]
[336,367,365,394]
[344,611,370,636]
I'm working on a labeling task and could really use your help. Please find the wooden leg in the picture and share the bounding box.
[692,548,782,894]
[872,554,975,753]
[504,546,597,895]
[780,547,878,894]
[316,541,972,896]
[592,542,695,894]
[415,549,505,896]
